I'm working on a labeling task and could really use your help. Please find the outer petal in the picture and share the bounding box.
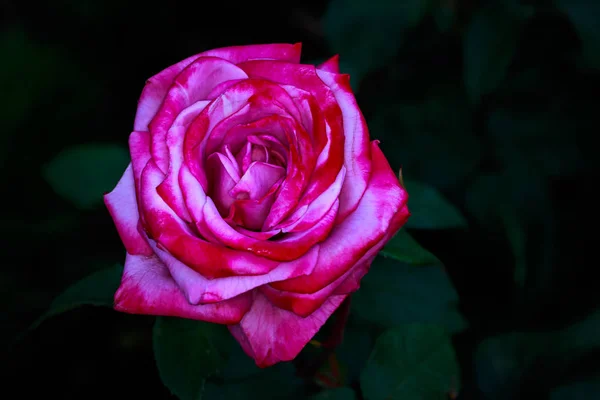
[271,141,409,294]
[134,43,302,131]
[104,164,152,256]
[317,69,372,222]
[317,55,340,74]
[114,253,251,324]
[149,239,318,304]
[261,241,379,317]
[228,291,347,367]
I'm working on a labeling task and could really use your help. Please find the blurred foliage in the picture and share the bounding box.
[3,0,600,399]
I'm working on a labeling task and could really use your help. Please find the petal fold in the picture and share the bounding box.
[228,291,347,367]
[114,253,251,324]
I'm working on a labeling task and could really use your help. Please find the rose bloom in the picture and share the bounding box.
[105,43,409,367]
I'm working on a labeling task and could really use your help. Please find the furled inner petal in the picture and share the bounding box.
[206,152,241,216]
[225,180,282,231]
[229,161,285,201]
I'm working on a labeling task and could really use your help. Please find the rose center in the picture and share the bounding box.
[205,135,288,231]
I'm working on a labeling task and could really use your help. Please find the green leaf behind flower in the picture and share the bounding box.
[310,387,357,400]
[464,2,532,103]
[380,229,441,265]
[42,143,130,210]
[352,257,467,334]
[153,317,234,400]
[556,0,600,69]
[13,264,122,346]
[360,324,460,400]
[475,308,600,399]
[404,180,467,230]
[323,0,433,86]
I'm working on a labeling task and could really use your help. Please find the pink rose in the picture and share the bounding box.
[105,43,409,367]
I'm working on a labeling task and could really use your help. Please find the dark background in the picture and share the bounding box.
[2,0,599,399]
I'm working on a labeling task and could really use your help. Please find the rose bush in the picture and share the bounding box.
[104,43,410,367]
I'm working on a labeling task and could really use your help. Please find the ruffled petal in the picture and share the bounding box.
[156,126,193,221]
[261,246,377,317]
[140,160,280,278]
[149,57,249,171]
[317,55,340,74]
[206,152,240,215]
[200,196,339,262]
[114,253,251,324]
[134,43,302,131]
[239,61,345,226]
[149,239,318,304]
[275,167,346,233]
[104,164,152,256]
[230,161,285,200]
[317,69,372,222]
[228,291,347,367]
[271,141,409,293]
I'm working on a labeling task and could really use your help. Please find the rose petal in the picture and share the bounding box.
[230,161,285,200]
[239,61,345,227]
[156,126,193,221]
[149,57,249,171]
[261,242,379,317]
[172,100,211,128]
[275,166,346,233]
[184,80,298,190]
[134,43,302,131]
[206,152,240,215]
[140,160,280,278]
[226,181,281,231]
[149,239,318,305]
[114,253,251,324]
[317,69,372,222]
[271,141,409,293]
[228,291,347,367]
[200,197,339,262]
[104,164,152,256]
[317,55,340,74]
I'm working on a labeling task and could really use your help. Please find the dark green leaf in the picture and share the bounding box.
[475,309,600,399]
[556,0,600,69]
[42,143,130,209]
[204,362,305,400]
[337,325,375,384]
[487,109,583,178]
[27,264,122,332]
[323,0,433,86]
[352,257,467,334]
[380,229,440,265]
[466,174,527,286]
[1,28,63,167]
[369,89,481,189]
[310,387,357,400]
[360,324,460,400]
[551,377,600,400]
[464,3,531,103]
[404,180,467,229]
[153,317,233,400]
